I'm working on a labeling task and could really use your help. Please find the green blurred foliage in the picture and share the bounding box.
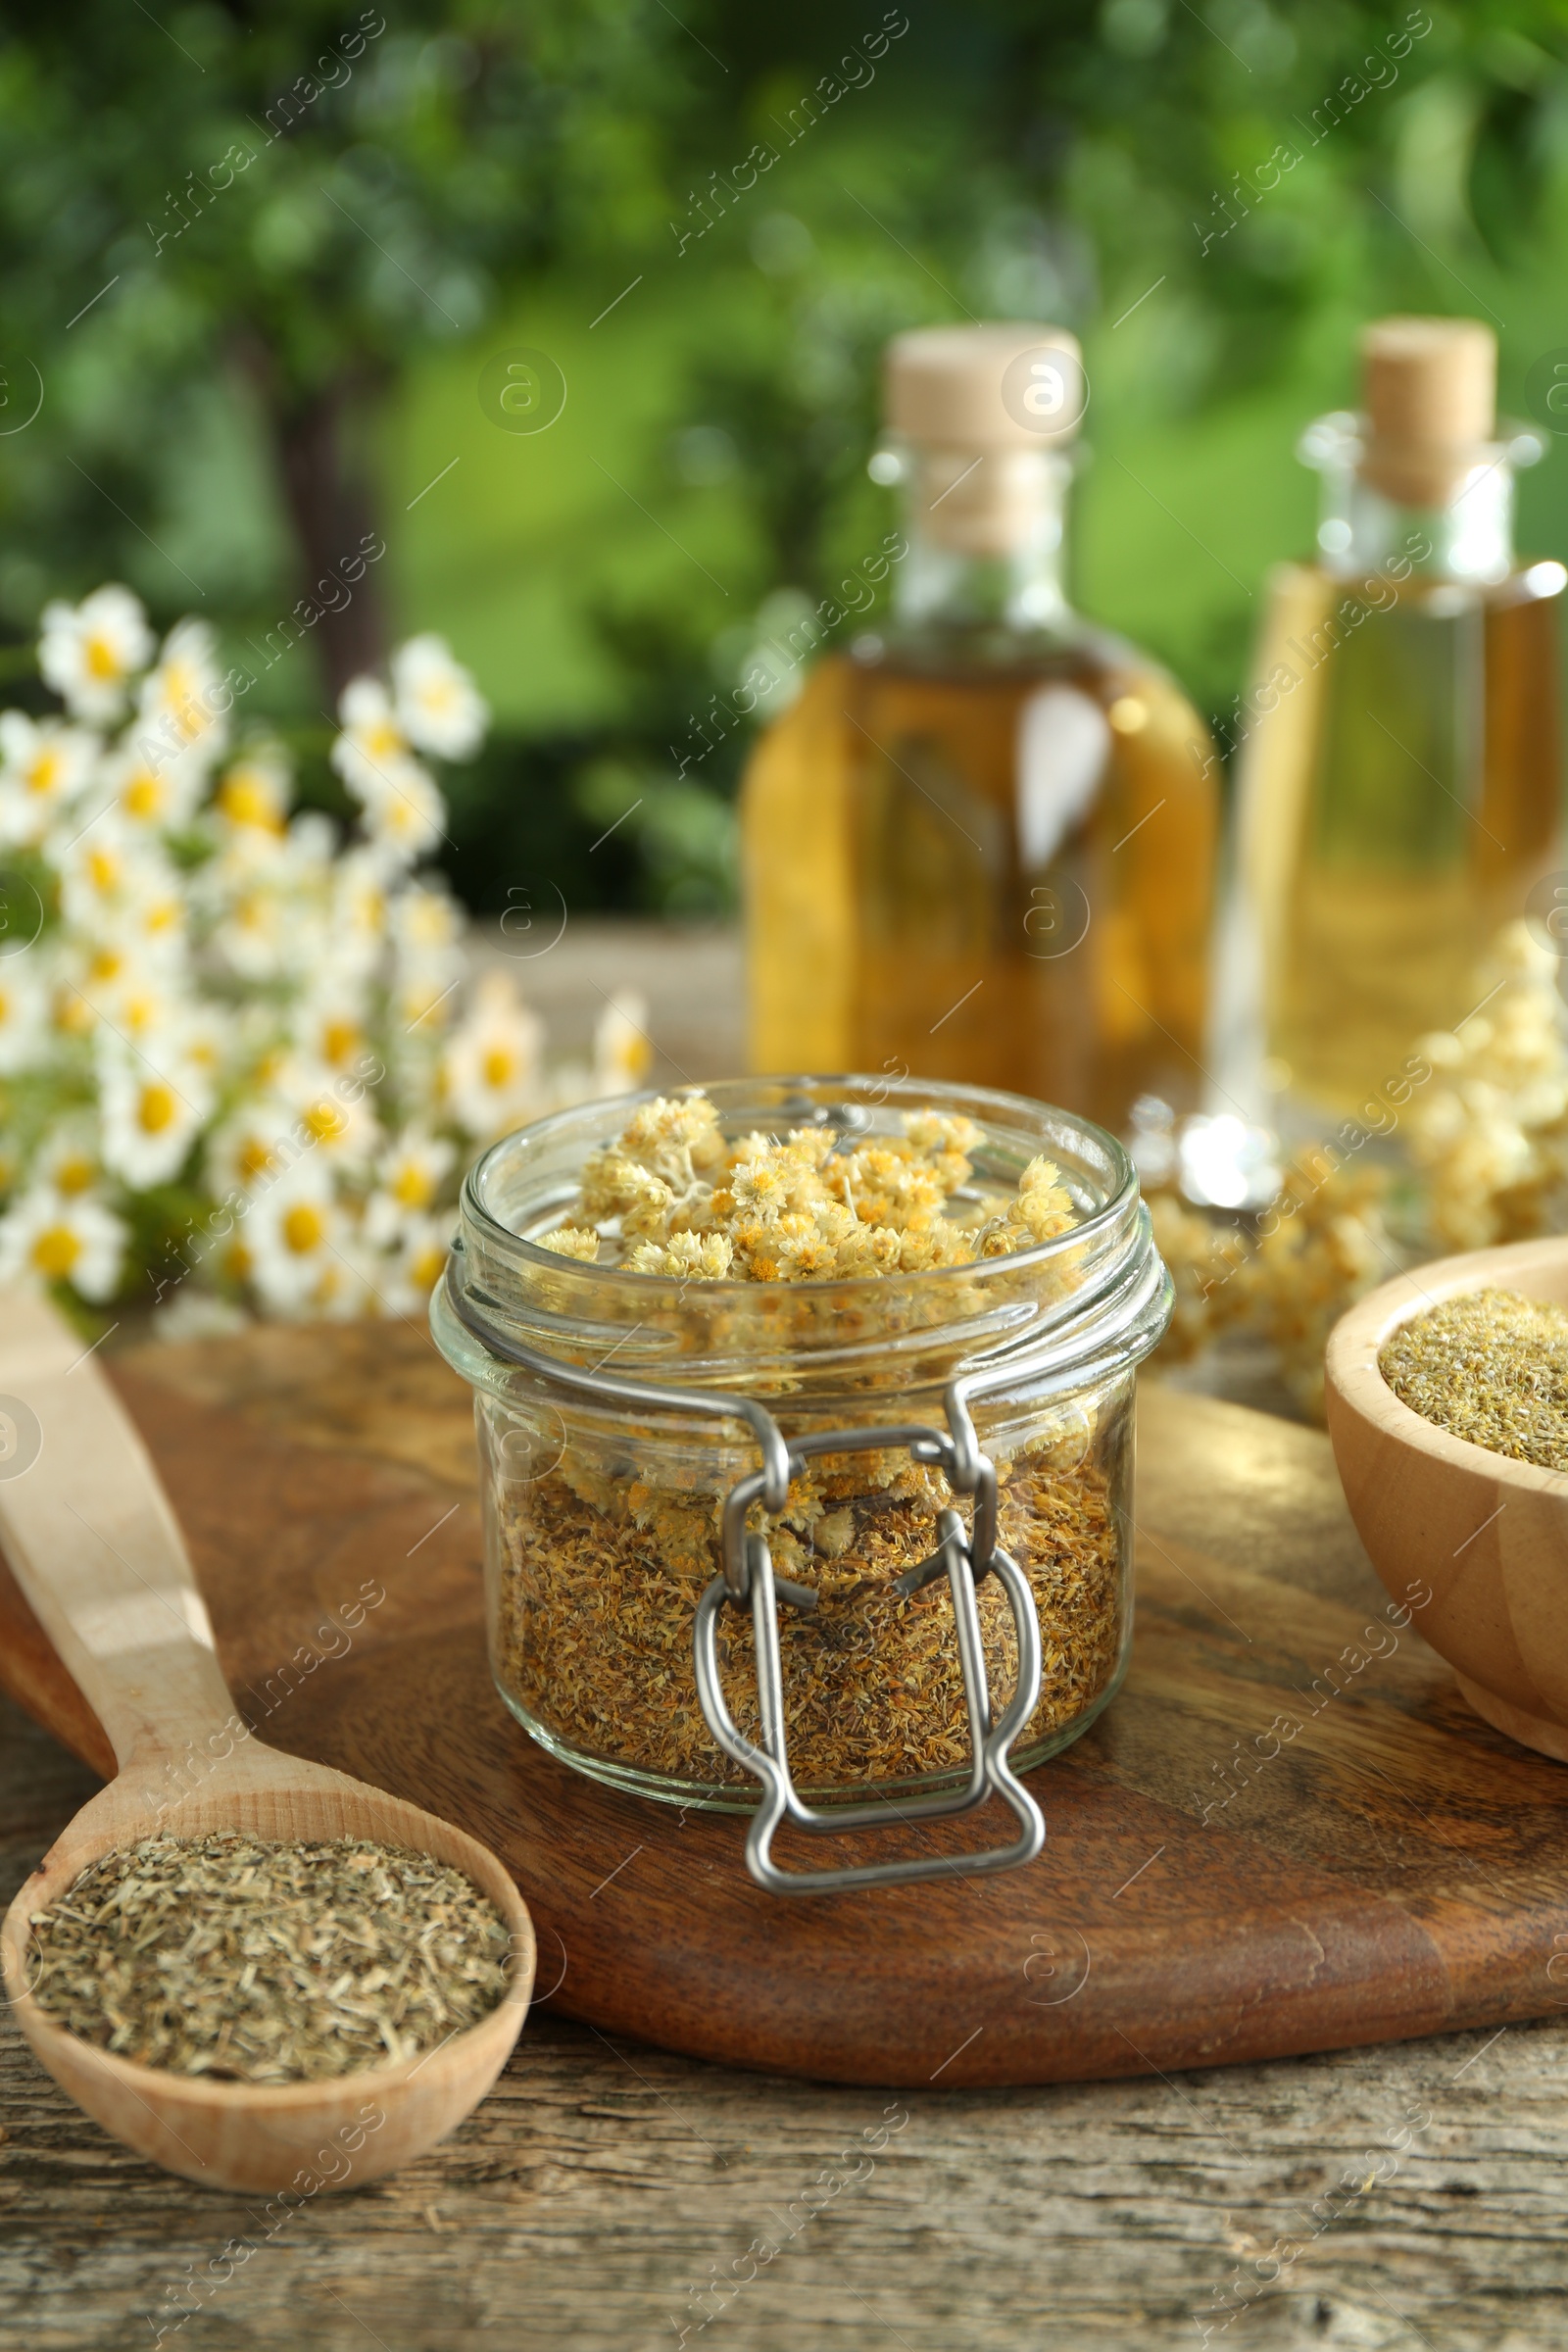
[5,0,1568,907]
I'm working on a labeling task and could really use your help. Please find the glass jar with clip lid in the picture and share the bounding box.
[432,1075,1171,1894]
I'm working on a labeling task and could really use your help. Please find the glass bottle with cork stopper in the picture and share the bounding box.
[1222,315,1565,1129]
[741,322,1217,1134]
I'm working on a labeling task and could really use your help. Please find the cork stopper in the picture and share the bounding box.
[884,323,1085,450]
[1359,316,1496,507]
[883,324,1085,559]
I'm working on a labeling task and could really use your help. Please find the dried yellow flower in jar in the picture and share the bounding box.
[534,1094,1078,1281]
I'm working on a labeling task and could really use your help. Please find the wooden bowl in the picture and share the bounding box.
[1325,1235,1568,1762]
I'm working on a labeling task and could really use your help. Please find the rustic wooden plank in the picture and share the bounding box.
[4,1691,1568,2350]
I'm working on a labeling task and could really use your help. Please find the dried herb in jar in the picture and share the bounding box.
[489,1094,1126,1793]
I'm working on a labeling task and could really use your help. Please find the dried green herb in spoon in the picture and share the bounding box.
[25,1831,512,2083]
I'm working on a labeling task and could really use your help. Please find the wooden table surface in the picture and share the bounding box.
[5,922,1568,2351]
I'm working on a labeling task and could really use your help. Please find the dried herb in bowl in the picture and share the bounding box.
[25,1832,512,2083]
[1379,1287,1568,1473]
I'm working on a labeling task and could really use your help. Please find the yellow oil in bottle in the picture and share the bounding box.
[742,322,1217,1135]
[744,641,1214,1131]
[1229,320,1564,1128]
[1238,560,1563,1117]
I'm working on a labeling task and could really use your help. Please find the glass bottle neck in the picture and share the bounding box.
[884,441,1075,641]
[1300,410,1543,585]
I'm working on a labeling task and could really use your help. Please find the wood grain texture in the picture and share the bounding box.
[3,1323,1567,2094]
[5,1693,1568,2352]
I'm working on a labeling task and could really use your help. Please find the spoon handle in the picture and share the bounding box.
[0,1288,237,1776]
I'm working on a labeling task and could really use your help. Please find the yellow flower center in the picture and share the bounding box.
[27,748,62,796]
[303,1099,347,1145]
[32,1224,81,1277]
[56,1154,94,1196]
[86,848,120,893]
[393,1162,434,1208]
[84,635,122,682]
[482,1047,514,1089]
[122,772,163,819]
[218,773,284,832]
[282,1202,325,1254]
[138,1083,177,1134]
[163,663,201,739]
[410,1243,446,1288]
[320,1018,359,1067]
[239,1138,276,1182]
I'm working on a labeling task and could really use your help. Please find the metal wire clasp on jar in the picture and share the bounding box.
[432,1077,1173,1895]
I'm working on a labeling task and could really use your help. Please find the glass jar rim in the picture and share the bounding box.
[437,1076,1166,1403]
[464,1072,1134,1287]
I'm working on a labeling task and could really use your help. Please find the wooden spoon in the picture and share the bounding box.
[0,1289,534,2192]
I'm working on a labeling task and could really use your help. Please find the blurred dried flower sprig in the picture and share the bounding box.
[0,584,647,1327]
[1151,920,1568,1419]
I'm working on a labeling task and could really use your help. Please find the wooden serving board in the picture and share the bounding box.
[4,1322,1567,2089]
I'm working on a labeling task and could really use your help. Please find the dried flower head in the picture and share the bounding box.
[547,1097,1081,1283]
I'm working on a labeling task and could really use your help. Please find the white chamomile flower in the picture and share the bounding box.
[285,809,337,874]
[118,868,189,965]
[39,585,154,723]
[328,844,391,973]
[391,879,464,961]
[52,812,150,930]
[391,634,488,760]
[0,1186,126,1300]
[375,1212,456,1312]
[395,972,454,1037]
[364,1126,456,1245]
[98,1045,213,1188]
[0,712,99,848]
[102,732,209,834]
[330,677,410,799]
[35,1116,102,1200]
[213,750,290,837]
[210,875,291,981]
[291,983,372,1077]
[358,756,448,868]
[69,893,188,1012]
[282,1062,382,1170]
[440,971,543,1139]
[135,618,227,773]
[593,988,654,1092]
[89,965,189,1052]
[245,1167,361,1318]
[206,1099,295,1200]
[389,881,465,1034]
[0,956,46,1075]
